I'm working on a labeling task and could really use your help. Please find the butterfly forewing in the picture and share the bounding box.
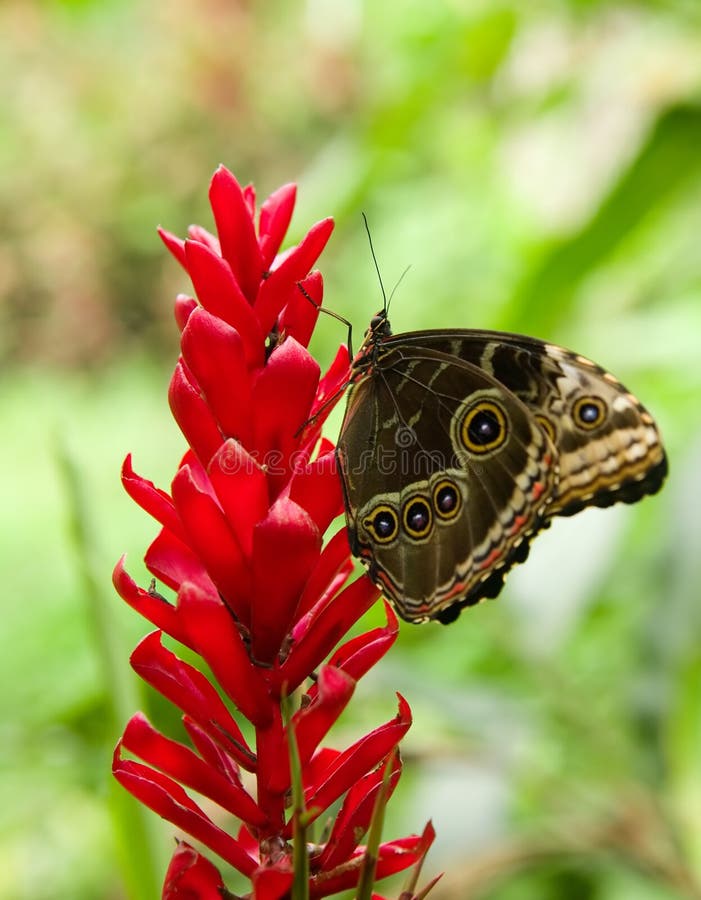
[383,330,668,517]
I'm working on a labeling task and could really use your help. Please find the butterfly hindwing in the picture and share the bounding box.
[336,344,557,623]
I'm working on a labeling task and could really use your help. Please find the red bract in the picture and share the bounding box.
[162,843,227,899]
[113,167,434,898]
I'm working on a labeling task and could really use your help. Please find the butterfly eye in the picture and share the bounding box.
[433,480,462,521]
[573,396,607,431]
[364,505,398,544]
[402,497,433,539]
[461,400,508,454]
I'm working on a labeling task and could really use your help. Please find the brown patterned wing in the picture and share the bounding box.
[336,345,557,623]
[390,330,668,518]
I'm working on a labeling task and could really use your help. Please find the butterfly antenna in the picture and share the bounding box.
[362,212,388,317]
[387,264,411,316]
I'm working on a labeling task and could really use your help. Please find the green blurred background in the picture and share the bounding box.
[2,0,701,898]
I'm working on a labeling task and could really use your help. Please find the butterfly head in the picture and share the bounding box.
[350,310,393,374]
[367,309,393,342]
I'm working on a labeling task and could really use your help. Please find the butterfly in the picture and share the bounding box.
[335,310,668,625]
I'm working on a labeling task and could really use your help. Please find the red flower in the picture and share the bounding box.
[113,167,435,898]
[162,843,227,899]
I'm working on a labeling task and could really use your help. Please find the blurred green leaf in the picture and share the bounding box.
[502,104,701,335]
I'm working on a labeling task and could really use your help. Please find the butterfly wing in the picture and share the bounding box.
[388,330,668,517]
[336,344,557,623]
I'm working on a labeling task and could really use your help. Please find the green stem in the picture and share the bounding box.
[356,750,396,900]
[55,435,163,900]
[284,693,310,900]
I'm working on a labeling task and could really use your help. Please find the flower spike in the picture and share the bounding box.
[114,167,434,898]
